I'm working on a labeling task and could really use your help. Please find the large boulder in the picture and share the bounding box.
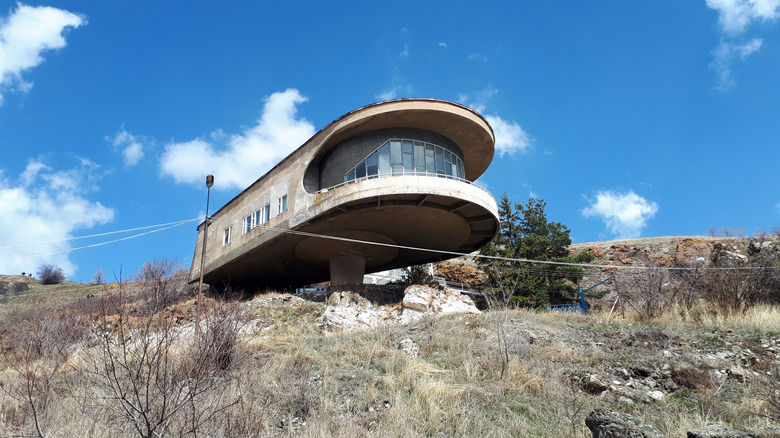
[318,291,391,331]
[686,424,761,438]
[399,285,480,323]
[585,408,666,438]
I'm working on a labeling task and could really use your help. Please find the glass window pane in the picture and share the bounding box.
[391,164,403,175]
[346,169,355,182]
[390,141,402,164]
[414,144,425,171]
[367,164,378,176]
[435,148,445,173]
[425,144,434,157]
[366,151,378,166]
[403,152,413,171]
[402,140,413,154]
[444,150,451,164]
[355,161,366,179]
[378,144,390,174]
[425,155,435,172]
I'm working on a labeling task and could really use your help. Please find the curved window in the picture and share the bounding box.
[344,138,465,183]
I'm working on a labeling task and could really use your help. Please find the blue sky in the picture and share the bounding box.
[1,1,779,282]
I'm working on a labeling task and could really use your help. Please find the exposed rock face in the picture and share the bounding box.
[675,239,714,265]
[319,291,391,331]
[585,408,666,438]
[399,285,480,324]
[319,286,480,331]
[686,424,762,438]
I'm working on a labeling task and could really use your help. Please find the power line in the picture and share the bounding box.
[0,219,199,263]
[0,218,200,250]
[248,222,778,272]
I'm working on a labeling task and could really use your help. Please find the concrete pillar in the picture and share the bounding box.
[329,255,366,285]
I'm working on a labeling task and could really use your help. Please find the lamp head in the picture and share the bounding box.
[206,174,214,188]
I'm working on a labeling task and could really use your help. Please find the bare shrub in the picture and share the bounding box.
[622,265,673,319]
[76,288,242,438]
[36,264,65,285]
[0,310,84,437]
[92,269,105,285]
[135,258,192,311]
[755,364,780,426]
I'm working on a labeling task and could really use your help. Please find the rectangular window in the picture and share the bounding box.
[414,143,425,172]
[378,144,390,174]
[435,148,445,174]
[223,226,232,245]
[243,215,252,235]
[278,194,288,214]
[390,140,402,165]
[262,203,270,224]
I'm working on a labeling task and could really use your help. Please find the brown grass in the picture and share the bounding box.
[2,279,780,437]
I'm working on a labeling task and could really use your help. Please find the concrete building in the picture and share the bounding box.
[189,98,499,290]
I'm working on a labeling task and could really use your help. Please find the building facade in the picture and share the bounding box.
[189,99,499,290]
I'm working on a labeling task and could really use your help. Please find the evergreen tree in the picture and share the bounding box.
[480,194,591,307]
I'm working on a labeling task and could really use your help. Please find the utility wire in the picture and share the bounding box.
[0,219,198,262]
[248,223,778,272]
[0,218,200,250]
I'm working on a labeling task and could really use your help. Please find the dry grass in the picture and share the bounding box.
[2,280,780,437]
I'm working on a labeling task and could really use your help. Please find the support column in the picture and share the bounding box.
[329,255,366,285]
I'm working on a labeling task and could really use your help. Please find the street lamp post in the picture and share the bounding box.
[196,174,214,340]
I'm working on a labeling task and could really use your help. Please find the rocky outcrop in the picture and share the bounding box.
[585,409,763,438]
[674,239,714,265]
[686,424,762,438]
[398,285,480,324]
[585,408,666,438]
[319,285,480,331]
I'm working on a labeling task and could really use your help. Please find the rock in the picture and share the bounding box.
[686,424,761,438]
[646,390,664,402]
[582,374,610,394]
[399,338,419,358]
[585,408,666,437]
[399,285,480,323]
[675,239,713,266]
[319,291,391,331]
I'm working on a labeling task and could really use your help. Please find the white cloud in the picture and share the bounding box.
[438,42,447,48]
[160,88,316,190]
[706,0,779,89]
[707,0,780,34]
[0,3,85,104]
[468,53,488,62]
[108,128,145,166]
[582,190,658,239]
[0,160,114,277]
[459,88,532,156]
[485,115,532,155]
[375,78,413,101]
[399,43,409,58]
[711,38,763,90]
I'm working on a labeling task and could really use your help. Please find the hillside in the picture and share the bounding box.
[1,235,779,437]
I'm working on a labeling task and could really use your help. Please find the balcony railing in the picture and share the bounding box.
[314,170,491,196]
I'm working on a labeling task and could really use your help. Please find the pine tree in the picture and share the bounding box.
[480,194,591,307]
